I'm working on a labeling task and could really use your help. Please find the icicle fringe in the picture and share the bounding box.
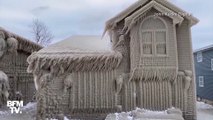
[129,67,177,81]
[0,28,42,53]
[6,37,18,54]
[27,51,123,75]
[0,31,6,58]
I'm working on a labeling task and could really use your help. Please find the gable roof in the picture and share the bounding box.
[123,1,184,33]
[105,0,198,31]
[0,27,42,53]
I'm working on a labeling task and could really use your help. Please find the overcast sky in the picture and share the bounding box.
[0,0,212,50]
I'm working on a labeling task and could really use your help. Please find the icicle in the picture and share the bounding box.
[63,74,73,93]
[27,51,123,76]
[129,67,177,82]
[0,31,6,58]
[6,37,18,54]
[115,74,124,94]
[184,76,192,91]
[0,71,9,107]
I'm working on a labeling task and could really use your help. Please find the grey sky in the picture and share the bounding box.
[0,0,212,50]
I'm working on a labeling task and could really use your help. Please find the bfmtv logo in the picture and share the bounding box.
[7,101,23,114]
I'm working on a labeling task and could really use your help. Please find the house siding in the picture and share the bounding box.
[194,49,213,101]
[177,20,196,120]
[0,50,35,104]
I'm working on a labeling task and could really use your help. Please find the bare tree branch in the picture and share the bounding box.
[30,19,53,46]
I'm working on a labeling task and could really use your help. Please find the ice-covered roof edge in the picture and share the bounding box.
[104,0,199,33]
[0,27,42,53]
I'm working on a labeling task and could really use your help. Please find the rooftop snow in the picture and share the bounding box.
[39,35,112,53]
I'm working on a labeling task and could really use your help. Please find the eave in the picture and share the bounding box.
[123,1,184,33]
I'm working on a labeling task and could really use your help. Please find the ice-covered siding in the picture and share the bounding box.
[176,19,196,120]
[0,50,35,104]
[36,70,118,119]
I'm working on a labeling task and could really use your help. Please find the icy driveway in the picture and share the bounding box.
[197,102,213,120]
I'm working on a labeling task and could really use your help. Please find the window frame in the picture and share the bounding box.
[197,52,203,62]
[140,16,168,57]
[198,76,204,87]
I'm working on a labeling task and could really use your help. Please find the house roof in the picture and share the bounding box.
[105,0,199,32]
[27,36,122,74]
[123,1,184,33]
[39,35,111,53]
[0,27,42,53]
[194,45,213,53]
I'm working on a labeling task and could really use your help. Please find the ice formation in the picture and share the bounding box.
[0,71,9,107]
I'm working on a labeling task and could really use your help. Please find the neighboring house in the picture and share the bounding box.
[27,0,198,120]
[194,45,213,104]
[0,27,42,105]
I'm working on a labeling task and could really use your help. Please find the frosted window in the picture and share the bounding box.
[143,44,152,54]
[142,32,152,54]
[156,44,166,54]
[156,31,166,43]
[141,17,166,29]
[141,17,167,56]
[142,32,152,43]
[156,31,166,55]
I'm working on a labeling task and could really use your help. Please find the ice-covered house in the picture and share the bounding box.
[27,0,198,119]
[0,27,42,106]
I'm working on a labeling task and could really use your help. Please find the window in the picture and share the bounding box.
[199,76,204,87]
[156,31,166,55]
[197,52,202,62]
[141,17,167,56]
[142,32,152,54]
[211,59,213,70]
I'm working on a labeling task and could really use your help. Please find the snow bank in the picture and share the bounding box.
[21,102,37,116]
[0,111,10,115]
[64,116,69,120]
[22,102,36,111]
[106,108,184,120]
[197,101,213,110]
[49,116,69,120]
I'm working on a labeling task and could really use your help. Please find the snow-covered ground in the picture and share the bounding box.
[197,101,213,120]
[0,102,213,120]
[106,107,185,120]
[0,102,36,120]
